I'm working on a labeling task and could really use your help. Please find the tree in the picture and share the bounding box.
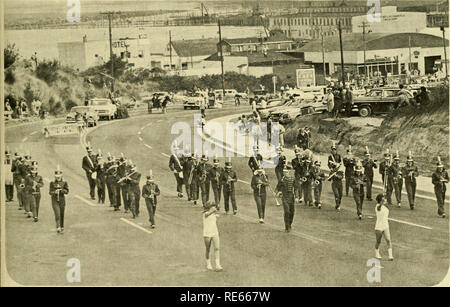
[4,43,19,69]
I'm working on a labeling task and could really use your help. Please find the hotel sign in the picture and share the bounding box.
[296,68,316,88]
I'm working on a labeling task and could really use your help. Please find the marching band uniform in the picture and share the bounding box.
[11,153,23,208]
[297,128,310,150]
[251,168,269,223]
[96,155,106,204]
[189,155,200,205]
[183,154,195,201]
[291,148,304,203]
[82,146,97,200]
[198,155,212,207]
[379,152,391,185]
[432,159,449,218]
[248,152,263,173]
[220,161,237,214]
[275,149,286,183]
[142,171,160,228]
[343,147,356,196]
[4,150,14,202]
[402,154,419,210]
[329,164,344,210]
[350,163,367,219]
[208,158,223,208]
[169,150,184,198]
[387,155,403,207]
[49,168,69,233]
[276,166,295,232]
[106,160,120,210]
[104,154,115,206]
[19,155,32,216]
[312,161,326,208]
[118,158,130,212]
[301,155,314,206]
[126,164,141,218]
[24,166,44,222]
[362,151,377,201]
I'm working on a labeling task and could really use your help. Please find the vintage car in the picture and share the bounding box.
[183,92,205,110]
[66,106,99,127]
[255,98,284,111]
[88,98,117,120]
[351,87,413,117]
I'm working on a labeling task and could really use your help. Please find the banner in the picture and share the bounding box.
[43,123,80,137]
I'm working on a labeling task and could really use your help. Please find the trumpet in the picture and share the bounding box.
[314,179,320,186]
[19,179,25,189]
[301,177,308,182]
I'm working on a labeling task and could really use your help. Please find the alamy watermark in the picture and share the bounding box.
[366,258,382,283]
[66,258,81,283]
[67,0,81,23]
[366,0,381,23]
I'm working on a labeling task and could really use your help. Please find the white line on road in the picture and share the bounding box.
[238,179,250,185]
[138,137,143,141]
[30,131,38,135]
[75,195,99,207]
[22,137,28,142]
[120,218,153,234]
[144,144,153,149]
[161,153,170,158]
[388,218,433,230]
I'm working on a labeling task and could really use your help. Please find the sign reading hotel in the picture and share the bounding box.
[296,68,316,88]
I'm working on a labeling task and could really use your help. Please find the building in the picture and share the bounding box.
[58,35,151,71]
[268,1,369,39]
[352,6,427,34]
[218,32,295,53]
[298,32,448,78]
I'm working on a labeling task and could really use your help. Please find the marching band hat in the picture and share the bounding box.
[437,156,444,167]
[394,150,400,160]
[364,146,370,156]
[55,165,63,176]
[31,166,38,173]
[384,149,390,158]
[31,160,38,166]
[347,145,352,153]
[407,151,413,162]
[146,170,154,181]
[314,160,321,166]
[86,142,93,152]
[331,141,337,150]
[107,152,113,161]
[213,155,219,164]
[225,158,232,168]
[201,154,209,162]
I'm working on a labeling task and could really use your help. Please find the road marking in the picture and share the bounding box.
[388,218,433,230]
[144,144,153,149]
[138,137,143,141]
[22,137,28,142]
[161,153,170,158]
[75,195,100,207]
[30,131,38,136]
[120,218,153,234]
[138,131,142,135]
[238,179,250,185]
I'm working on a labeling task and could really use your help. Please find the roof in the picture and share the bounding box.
[170,38,218,58]
[205,50,301,66]
[298,32,449,52]
[222,32,294,45]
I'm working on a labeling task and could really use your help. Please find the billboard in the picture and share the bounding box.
[296,68,316,88]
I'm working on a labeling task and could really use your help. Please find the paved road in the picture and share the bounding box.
[3,105,449,286]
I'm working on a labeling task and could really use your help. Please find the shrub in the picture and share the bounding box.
[35,59,60,85]
[4,43,19,69]
[4,68,15,84]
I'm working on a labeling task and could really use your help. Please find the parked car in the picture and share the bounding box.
[66,106,99,127]
[88,98,117,120]
[351,87,413,117]
[183,92,205,110]
[256,98,284,111]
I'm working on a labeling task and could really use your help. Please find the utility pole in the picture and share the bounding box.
[218,19,225,97]
[441,26,448,78]
[169,30,173,70]
[408,34,412,72]
[320,26,326,81]
[100,11,119,93]
[362,21,367,81]
[338,19,345,88]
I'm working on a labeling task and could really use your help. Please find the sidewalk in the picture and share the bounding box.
[203,113,449,202]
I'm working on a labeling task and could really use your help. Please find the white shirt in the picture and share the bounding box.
[203,212,219,237]
[375,205,389,231]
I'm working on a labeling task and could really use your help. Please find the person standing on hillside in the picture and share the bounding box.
[402,152,419,210]
[432,157,449,218]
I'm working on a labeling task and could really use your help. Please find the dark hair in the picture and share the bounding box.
[376,194,384,211]
[399,84,404,89]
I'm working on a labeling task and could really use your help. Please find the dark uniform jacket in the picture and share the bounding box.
[350,173,367,192]
[362,158,377,179]
[82,155,97,175]
[196,162,211,184]
[208,166,224,186]
[387,163,403,185]
[379,161,390,177]
[343,156,355,176]
[142,182,160,204]
[312,167,326,186]
[169,154,183,173]
[24,174,44,194]
[402,164,419,183]
[328,153,342,170]
[275,175,295,201]
[49,180,69,202]
[251,173,268,196]
[432,169,449,192]
[127,171,141,193]
[248,155,263,173]
[220,169,237,191]
[291,157,304,179]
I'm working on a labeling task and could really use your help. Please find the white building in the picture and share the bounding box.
[352,6,427,34]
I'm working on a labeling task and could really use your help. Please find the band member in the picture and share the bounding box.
[118,155,130,212]
[198,154,212,207]
[343,145,356,197]
[350,161,367,219]
[189,154,200,206]
[183,149,194,201]
[248,145,263,173]
[49,166,69,234]
[297,128,310,150]
[220,159,238,215]
[82,143,97,200]
[4,149,14,202]
[19,153,32,217]
[432,157,448,218]
[142,170,160,228]
[275,147,286,183]
[11,152,23,208]
[387,151,403,208]
[362,147,377,201]
[301,153,314,207]
[125,162,141,218]
[312,161,326,209]
[251,167,269,223]
[276,165,295,232]
[402,152,419,210]
[106,158,120,211]
[374,194,394,261]
[379,149,391,185]
[208,157,223,209]
[95,151,106,204]
[328,159,344,211]
[203,201,222,271]
[291,147,304,203]
[169,143,184,198]
[105,153,115,207]
[24,165,44,222]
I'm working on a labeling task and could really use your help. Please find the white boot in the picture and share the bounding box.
[375,249,381,259]
[388,248,394,261]
[206,259,213,270]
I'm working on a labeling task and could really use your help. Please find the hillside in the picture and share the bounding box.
[284,86,449,176]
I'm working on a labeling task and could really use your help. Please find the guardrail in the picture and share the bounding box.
[43,123,80,137]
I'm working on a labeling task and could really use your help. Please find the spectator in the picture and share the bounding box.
[396,84,412,108]
[325,88,334,117]
[333,88,343,118]
[414,86,430,107]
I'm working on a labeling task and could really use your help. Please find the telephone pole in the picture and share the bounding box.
[362,21,367,80]
[169,30,173,70]
[338,19,346,88]
[218,19,225,97]
[100,11,119,92]
[441,26,448,78]
[320,26,326,81]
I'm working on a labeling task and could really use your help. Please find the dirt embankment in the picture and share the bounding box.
[284,86,449,176]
